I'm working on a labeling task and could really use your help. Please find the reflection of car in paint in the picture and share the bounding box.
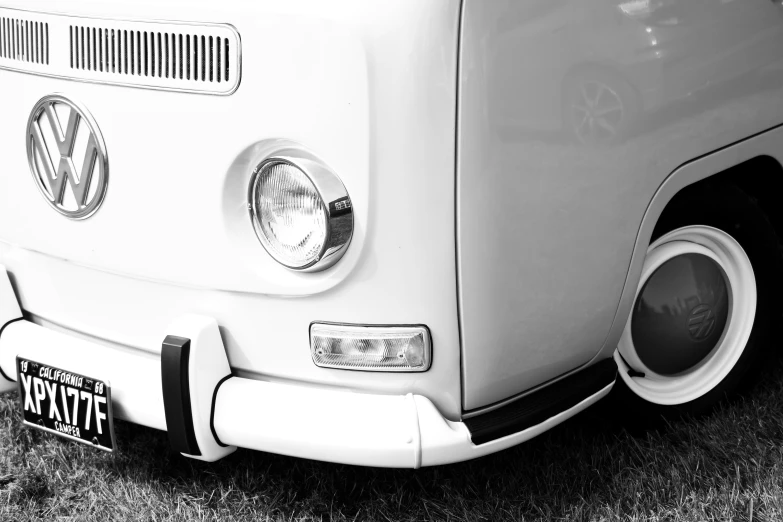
[491,0,783,143]
[1,0,783,468]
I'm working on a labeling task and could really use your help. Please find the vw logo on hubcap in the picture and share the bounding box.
[26,94,109,220]
[688,303,717,341]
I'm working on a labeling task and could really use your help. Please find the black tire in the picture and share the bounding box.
[613,181,783,421]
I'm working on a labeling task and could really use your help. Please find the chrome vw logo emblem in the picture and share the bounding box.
[688,303,717,341]
[26,95,109,219]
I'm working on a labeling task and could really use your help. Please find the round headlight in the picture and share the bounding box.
[249,154,353,271]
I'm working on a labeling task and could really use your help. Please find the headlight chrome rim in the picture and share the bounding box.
[249,150,353,272]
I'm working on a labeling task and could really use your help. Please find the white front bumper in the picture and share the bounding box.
[0,265,612,467]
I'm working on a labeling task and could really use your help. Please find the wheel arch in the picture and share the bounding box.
[711,155,783,242]
[588,124,783,366]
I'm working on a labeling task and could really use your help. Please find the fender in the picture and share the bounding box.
[590,123,783,366]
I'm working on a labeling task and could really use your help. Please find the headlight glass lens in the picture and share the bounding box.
[252,161,328,269]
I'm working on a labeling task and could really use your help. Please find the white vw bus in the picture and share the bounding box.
[1,0,783,467]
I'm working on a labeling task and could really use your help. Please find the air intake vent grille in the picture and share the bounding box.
[0,7,241,95]
[69,27,231,84]
[0,17,49,64]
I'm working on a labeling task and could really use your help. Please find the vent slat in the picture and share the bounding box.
[225,39,229,82]
[200,35,206,82]
[173,33,177,79]
[136,31,140,75]
[185,34,190,80]
[216,36,220,83]
[122,30,127,74]
[131,30,135,75]
[109,29,112,72]
[193,33,199,82]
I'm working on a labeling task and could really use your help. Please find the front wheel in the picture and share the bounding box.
[614,182,782,418]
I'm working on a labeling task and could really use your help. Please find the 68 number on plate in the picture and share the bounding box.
[16,357,116,452]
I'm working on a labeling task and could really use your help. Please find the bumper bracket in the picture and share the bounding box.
[160,316,237,462]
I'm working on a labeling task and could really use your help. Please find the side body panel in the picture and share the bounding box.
[459,0,783,410]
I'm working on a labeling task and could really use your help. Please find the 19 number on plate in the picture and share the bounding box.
[16,357,116,452]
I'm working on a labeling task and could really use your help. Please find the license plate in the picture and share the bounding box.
[16,357,116,452]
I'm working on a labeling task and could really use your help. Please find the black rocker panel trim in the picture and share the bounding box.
[161,335,201,456]
[464,358,617,445]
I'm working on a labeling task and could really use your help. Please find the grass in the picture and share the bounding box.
[3,364,783,522]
